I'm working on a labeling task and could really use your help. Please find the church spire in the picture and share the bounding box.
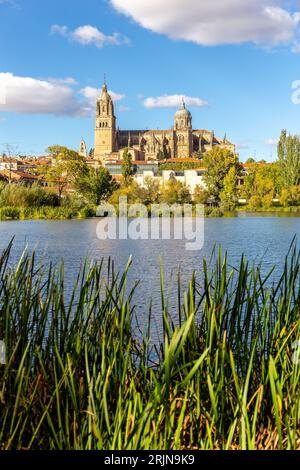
[102,73,107,92]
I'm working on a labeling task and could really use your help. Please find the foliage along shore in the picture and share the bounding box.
[1,128,300,220]
[1,241,300,450]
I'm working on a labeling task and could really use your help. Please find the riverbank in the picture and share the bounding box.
[1,204,300,221]
[1,242,300,450]
[0,205,97,220]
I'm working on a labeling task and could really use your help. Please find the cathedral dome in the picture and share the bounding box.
[175,100,191,118]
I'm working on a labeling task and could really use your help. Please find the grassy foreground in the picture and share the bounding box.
[0,242,300,450]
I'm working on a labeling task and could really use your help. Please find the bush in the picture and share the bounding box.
[205,206,224,217]
[0,207,20,220]
[77,206,96,219]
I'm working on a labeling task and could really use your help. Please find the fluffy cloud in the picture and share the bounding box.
[110,0,300,47]
[143,94,208,109]
[51,24,129,48]
[0,73,90,116]
[0,74,126,116]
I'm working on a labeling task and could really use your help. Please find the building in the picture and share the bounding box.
[94,81,235,163]
[78,139,88,158]
[0,168,38,184]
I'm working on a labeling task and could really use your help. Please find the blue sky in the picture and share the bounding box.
[1,0,300,161]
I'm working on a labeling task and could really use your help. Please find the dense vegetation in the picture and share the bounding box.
[1,242,300,450]
[0,145,118,220]
[0,182,96,220]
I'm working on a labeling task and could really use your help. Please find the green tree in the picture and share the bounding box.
[160,180,191,204]
[245,157,256,164]
[43,146,89,199]
[279,185,300,207]
[157,150,165,161]
[137,176,160,205]
[121,148,133,185]
[203,147,241,202]
[220,166,238,211]
[193,185,209,204]
[278,130,300,187]
[279,188,290,207]
[76,167,118,205]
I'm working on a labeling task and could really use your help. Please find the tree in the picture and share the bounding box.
[157,150,165,161]
[160,180,191,204]
[248,195,262,210]
[43,146,89,199]
[76,167,118,205]
[241,163,280,203]
[220,166,238,210]
[280,185,300,207]
[138,176,160,205]
[2,143,20,184]
[245,157,256,164]
[121,148,133,185]
[278,130,300,187]
[193,185,209,204]
[279,188,290,207]
[203,147,241,202]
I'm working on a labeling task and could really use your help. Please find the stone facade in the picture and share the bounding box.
[78,139,88,158]
[94,82,235,163]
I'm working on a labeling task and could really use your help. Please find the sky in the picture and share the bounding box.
[1,0,300,161]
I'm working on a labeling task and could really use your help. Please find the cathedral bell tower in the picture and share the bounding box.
[94,81,117,162]
[174,99,193,158]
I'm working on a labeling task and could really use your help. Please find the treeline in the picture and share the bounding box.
[240,130,300,210]
[0,145,118,219]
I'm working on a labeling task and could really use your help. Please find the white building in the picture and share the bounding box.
[135,169,207,195]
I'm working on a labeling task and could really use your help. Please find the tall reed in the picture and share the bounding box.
[0,240,300,450]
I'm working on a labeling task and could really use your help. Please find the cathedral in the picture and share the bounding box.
[94,81,235,162]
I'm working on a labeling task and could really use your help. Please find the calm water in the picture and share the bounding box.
[0,216,299,336]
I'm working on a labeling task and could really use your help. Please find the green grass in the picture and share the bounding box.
[0,206,97,220]
[0,241,300,449]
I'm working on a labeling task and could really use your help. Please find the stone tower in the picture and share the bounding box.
[94,81,117,162]
[78,139,87,158]
[174,100,193,158]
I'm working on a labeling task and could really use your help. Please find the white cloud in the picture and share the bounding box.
[0,74,126,116]
[143,94,208,109]
[48,77,78,85]
[51,24,129,48]
[265,138,279,146]
[0,72,89,116]
[110,0,300,48]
